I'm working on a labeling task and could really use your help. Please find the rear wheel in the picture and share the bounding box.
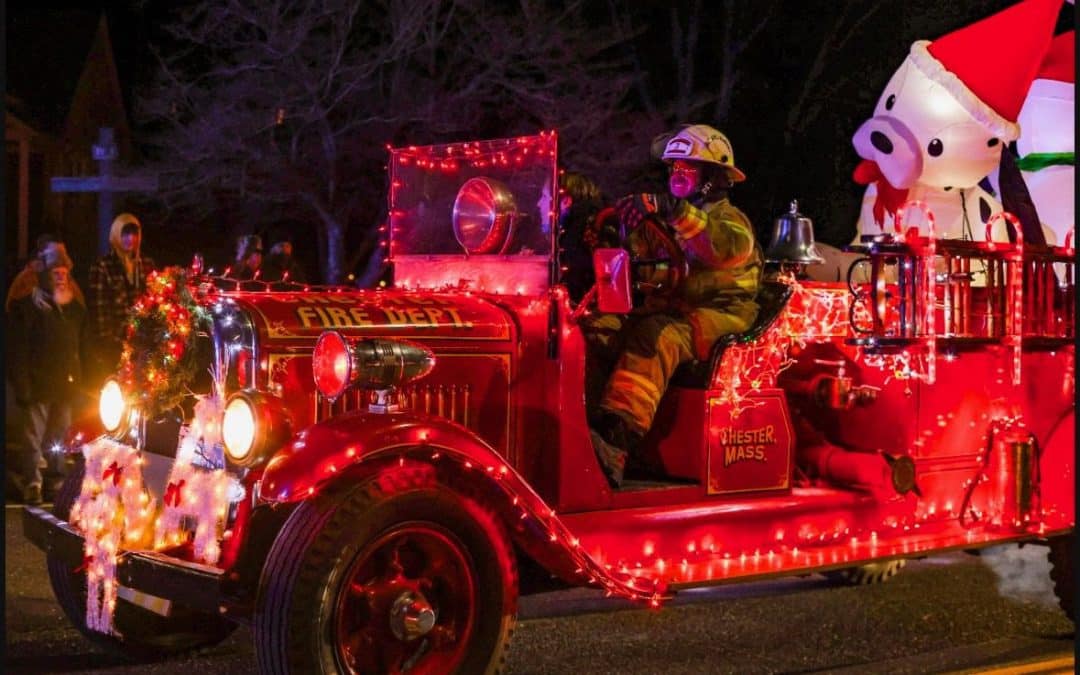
[825,559,906,585]
[255,464,518,674]
[1047,534,1074,622]
[46,458,236,660]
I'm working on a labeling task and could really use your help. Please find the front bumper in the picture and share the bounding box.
[22,506,225,615]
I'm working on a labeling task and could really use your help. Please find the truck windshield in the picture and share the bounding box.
[388,132,558,258]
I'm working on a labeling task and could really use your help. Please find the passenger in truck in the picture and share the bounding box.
[544,171,611,302]
[589,124,763,487]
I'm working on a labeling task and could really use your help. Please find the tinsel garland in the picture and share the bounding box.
[70,438,154,636]
[73,340,233,633]
[154,395,230,564]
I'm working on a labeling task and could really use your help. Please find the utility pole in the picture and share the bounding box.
[50,127,158,255]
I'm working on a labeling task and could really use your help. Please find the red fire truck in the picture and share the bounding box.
[24,132,1074,674]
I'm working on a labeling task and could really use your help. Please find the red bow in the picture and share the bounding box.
[73,554,94,574]
[164,479,186,508]
[103,461,123,487]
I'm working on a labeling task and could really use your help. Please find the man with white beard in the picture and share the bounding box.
[8,244,86,504]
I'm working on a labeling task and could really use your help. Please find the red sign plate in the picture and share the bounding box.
[707,389,792,495]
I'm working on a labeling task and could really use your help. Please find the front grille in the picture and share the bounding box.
[317,383,473,429]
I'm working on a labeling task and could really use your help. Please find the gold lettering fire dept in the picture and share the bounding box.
[719,424,775,467]
[295,301,473,330]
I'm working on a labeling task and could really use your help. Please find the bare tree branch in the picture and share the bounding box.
[783,0,884,146]
[136,0,643,283]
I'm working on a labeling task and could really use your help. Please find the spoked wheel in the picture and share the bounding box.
[824,559,906,585]
[335,524,478,674]
[255,464,517,675]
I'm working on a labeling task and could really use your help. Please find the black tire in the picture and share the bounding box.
[1048,534,1074,622]
[46,458,236,661]
[824,559,906,585]
[255,463,518,675]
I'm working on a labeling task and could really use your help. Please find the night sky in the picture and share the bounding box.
[6,1,1075,279]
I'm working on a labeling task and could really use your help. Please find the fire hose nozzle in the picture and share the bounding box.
[811,376,880,410]
[814,375,852,409]
[851,384,880,406]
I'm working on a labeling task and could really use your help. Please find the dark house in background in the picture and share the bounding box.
[5,12,135,285]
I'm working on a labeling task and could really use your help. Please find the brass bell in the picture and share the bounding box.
[765,199,825,266]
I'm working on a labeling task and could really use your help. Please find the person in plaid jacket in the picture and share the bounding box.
[87,213,155,386]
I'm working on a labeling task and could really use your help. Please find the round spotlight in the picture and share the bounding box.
[452,177,517,254]
[313,331,353,400]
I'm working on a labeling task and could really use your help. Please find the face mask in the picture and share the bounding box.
[668,162,700,199]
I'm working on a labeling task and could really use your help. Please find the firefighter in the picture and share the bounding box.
[591,124,763,486]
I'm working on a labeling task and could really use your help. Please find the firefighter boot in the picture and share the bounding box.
[591,411,645,488]
[590,430,626,488]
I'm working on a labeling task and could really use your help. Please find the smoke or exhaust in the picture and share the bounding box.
[980,544,1058,609]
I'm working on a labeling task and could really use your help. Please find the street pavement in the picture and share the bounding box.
[5,505,1074,674]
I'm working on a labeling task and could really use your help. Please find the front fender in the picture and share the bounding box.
[259,410,665,603]
[260,410,506,503]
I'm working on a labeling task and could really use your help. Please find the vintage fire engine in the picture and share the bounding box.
[24,132,1074,674]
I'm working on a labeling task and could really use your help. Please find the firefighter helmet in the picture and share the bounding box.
[661,124,746,183]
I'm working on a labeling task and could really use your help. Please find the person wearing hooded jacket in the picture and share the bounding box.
[590,125,763,487]
[8,244,86,504]
[87,213,155,386]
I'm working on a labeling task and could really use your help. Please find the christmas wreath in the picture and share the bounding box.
[119,267,207,418]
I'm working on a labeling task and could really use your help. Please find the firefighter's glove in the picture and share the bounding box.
[616,193,675,232]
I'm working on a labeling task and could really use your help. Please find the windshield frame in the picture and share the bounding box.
[387,132,560,268]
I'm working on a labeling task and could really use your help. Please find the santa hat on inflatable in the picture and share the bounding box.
[908,0,1063,142]
[1016,30,1075,160]
[1036,29,1075,84]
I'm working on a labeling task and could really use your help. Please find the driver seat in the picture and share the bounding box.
[670,279,794,389]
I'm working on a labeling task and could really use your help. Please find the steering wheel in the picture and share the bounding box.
[595,208,688,304]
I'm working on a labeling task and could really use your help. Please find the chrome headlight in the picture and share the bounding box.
[222,390,291,468]
[99,378,127,433]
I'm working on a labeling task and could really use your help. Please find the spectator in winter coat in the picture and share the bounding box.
[232,235,263,280]
[260,229,306,283]
[87,213,155,386]
[5,236,87,499]
[5,235,85,311]
[8,244,86,504]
